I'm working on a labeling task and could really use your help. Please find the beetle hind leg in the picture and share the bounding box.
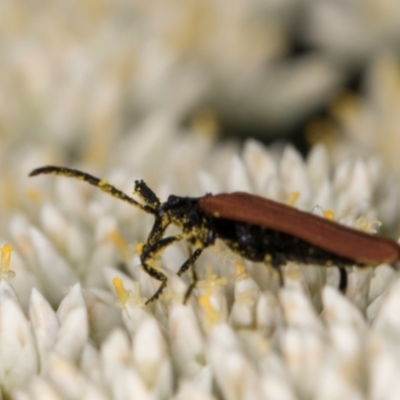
[337,266,347,293]
[142,267,168,304]
[267,254,285,288]
[177,248,203,303]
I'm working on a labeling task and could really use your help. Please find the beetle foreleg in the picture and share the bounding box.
[141,234,188,304]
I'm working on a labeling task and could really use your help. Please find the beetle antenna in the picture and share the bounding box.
[29,166,156,214]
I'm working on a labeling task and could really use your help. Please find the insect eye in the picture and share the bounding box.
[167,195,180,205]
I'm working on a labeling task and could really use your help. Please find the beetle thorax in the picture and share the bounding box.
[161,195,211,246]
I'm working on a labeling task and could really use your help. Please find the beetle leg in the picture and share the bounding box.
[277,266,284,287]
[269,255,285,287]
[141,234,187,304]
[145,216,170,247]
[337,266,347,293]
[177,248,203,303]
[177,248,202,277]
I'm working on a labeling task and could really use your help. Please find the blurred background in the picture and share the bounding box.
[1,0,400,202]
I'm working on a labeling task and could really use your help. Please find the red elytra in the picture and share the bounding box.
[199,192,400,265]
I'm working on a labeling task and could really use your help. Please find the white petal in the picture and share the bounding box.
[101,329,131,385]
[279,284,323,332]
[368,264,396,305]
[132,317,173,398]
[207,324,261,400]
[47,355,84,399]
[367,332,400,400]
[229,272,259,329]
[169,304,205,378]
[242,139,277,193]
[86,242,118,287]
[175,380,217,400]
[0,287,38,392]
[344,267,372,312]
[29,288,59,371]
[280,327,324,397]
[16,377,62,400]
[260,373,297,400]
[312,178,334,211]
[29,227,78,304]
[81,288,123,344]
[54,284,88,363]
[197,170,221,194]
[314,361,364,400]
[372,277,400,337]
[280,146,311,207]
[322,286,365,332]
[111,367,155,400]
[256,291,283,334]
[227,155,252,193]
[307,144,330,190]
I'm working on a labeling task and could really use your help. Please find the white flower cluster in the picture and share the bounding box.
[5,0,400,153]
[1,132,399,399]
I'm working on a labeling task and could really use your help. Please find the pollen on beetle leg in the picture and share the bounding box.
[98,179,108,187]
[0,243,15,280]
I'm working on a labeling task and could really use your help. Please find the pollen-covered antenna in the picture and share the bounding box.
[29,166,156,214]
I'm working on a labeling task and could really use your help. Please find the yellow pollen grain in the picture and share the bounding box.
[198,295,219,325]
[135,242,144,255]
[234,261,246,277]
[197,265,227,297]
[98,179,108,187]
[112,277,129,305]
[286,192,300,206]
[0,243,15,280]
[107,230,129,258]
[25,188,41,202]
[323,210,335,220]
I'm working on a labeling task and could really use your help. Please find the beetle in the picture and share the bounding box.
[29,165,400,304]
